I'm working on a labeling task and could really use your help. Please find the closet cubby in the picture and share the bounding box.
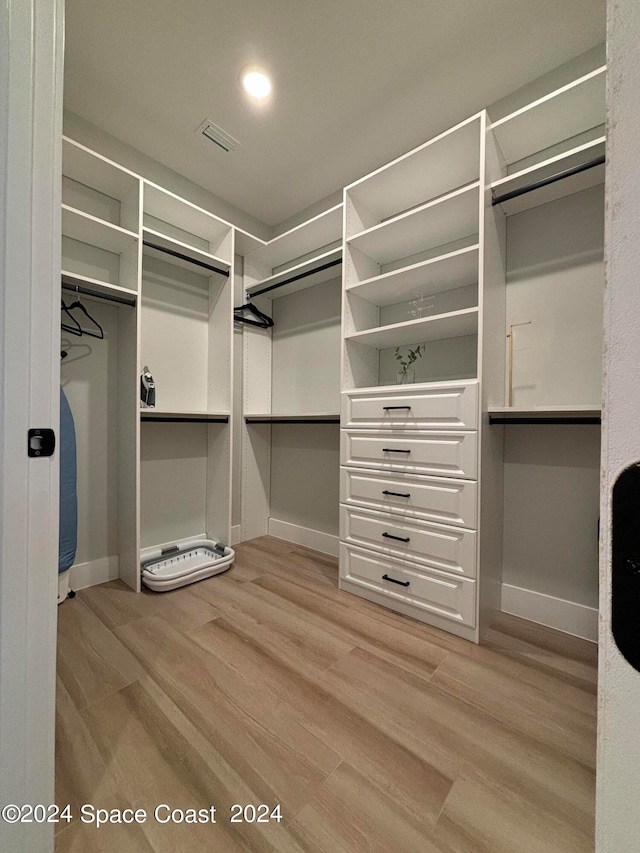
[61,138,141,297]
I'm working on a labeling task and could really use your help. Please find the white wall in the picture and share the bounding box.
[597,2,640,849]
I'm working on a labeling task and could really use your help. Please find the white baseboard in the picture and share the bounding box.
[69,555,119,591]
[231,525,242,546]
[267,518,339,557]
[501,583,598,643]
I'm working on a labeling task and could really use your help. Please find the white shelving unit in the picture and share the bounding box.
[60,140,142,591]
[62,136,141,296]
[340,111,503,643]
[140,182,234,555]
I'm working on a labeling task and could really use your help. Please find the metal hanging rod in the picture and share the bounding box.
[492,154,606,208]
[249,257,342,298]
[245,416,340,424]
[489,415,601,425]
[61,281,135,307]
[141,415,229,424]
[143,240,230,277]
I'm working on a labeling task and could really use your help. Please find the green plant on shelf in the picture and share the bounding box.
[395,344,425,383]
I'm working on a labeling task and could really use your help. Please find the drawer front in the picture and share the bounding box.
[340,467,477,528]
[341,430,477,479]
[343,383,478,430]
[340,543,476,627]
[340,505,476,578]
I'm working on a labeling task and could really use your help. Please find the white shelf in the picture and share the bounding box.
[62,205,138,255]
[143,228,230,275]
[245,413,340,423]
[490,66,606,166]
[61,270,137,303]
[246,247,342,300]
[140,410,230,422]
[488,405,601,423]
[347,245,479,306]
[491,137,606,216]
[143,181,232,264]
[345,114,481,230]
[346,307,478,350]
[347,183,479,267]
[248,204,343,270]
[62,137,140,201]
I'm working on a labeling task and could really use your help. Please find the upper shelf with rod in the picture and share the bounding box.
[489,65,606,216]
[244,204,343,300]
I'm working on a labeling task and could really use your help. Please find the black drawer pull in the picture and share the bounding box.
[382,405,411,410]
[382,490,411,498]
[382,448,411,453]
[382,532,411,543]
[382,574,410,587]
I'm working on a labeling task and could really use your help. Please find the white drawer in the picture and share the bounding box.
[340,467,477,528]
[340,505,476,578]
[341,430,477,479]
[340,543,476,627]
[342,383,478,430]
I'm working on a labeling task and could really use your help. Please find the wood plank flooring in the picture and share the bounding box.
[55,536,597,852]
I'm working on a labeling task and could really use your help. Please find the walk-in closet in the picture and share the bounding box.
[20,1,614,849]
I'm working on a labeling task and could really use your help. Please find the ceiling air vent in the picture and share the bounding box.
[196,119,240,153]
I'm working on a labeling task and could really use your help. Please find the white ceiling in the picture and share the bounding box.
[64,0,605,229]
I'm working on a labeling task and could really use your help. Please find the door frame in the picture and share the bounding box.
[0,1,63,851]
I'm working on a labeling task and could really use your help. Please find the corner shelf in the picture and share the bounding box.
[62,205,138,255]
[488,405,601,424]
[346,307,478,350]
[491,137,606,216]
[346,244,479,306]
[347,183,480,267]
[248,204,343,270]
[490,65,606,166]
[246,247,342,300]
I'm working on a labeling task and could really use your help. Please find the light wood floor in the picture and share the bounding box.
[55,536,597,852]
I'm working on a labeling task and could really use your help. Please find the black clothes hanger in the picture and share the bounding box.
[61,299,83,337]
[65,289,104,339]
[233,299,274,329]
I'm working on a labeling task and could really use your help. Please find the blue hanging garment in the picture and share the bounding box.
[59,387,77,573]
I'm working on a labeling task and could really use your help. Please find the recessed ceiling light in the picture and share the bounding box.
[241,67,272,99]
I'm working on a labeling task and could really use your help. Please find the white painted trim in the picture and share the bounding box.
[501,583,598,642]
[231,524,242,545]
[69,556,120,591]
[268,518,339,557]
[0,1,63,850]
